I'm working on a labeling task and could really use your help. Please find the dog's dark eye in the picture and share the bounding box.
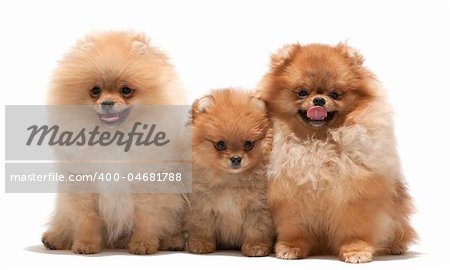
[120,86,134,97]
[329,92,339,100]
[214,141,226,151]
[90,86,101,98]
[297,89,309,98]
[243,141,254,151]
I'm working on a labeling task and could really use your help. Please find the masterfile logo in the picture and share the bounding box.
[4,105,192,193]
[5,105,191,160]
[26,122,170,152]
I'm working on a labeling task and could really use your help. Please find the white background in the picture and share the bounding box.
[1,0,449,269]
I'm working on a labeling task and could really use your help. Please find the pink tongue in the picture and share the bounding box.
[100,113,120,123]
[306,106,328,121]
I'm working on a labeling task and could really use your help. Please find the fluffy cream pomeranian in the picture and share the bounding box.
[257,43,416,263]
[184,89,275,256]
[41,31,186,254]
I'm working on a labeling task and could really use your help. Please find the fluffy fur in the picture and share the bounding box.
[257,43,416,263]
[184,89,275,256]
[42,31,186,254]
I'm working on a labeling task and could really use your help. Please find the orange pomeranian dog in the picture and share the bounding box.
[257,43,416,263]
[184,89,275,256]
[41,31,187,254]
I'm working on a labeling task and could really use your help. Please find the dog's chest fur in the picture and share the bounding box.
[267,120,392,202]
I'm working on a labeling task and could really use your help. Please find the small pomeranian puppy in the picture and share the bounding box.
[41,31,186,254]
[257,43,416,263]
[184,89,274,256]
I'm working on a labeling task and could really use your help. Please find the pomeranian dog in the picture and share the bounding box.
[41,31,187,254]
[257,43,416,263]
[184,89,274,256]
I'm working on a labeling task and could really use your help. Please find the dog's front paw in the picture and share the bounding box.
[41,231,68,250]
[241,243,271,257]
[187,238,215,254]
[340,250,373,263]
[127,242,158,255]
[275,242,309,259]
[339,240,374,263]
[71,241,102,254]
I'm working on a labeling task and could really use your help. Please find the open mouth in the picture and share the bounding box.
[298,106,335,127]
[98,108,130,124]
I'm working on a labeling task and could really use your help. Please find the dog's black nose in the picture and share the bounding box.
[230,156,242,168]
[313,97,326,106]
[101,100,115,113]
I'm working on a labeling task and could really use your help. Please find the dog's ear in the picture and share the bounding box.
[249,96,267,112]
[132,40,147,55]
[75,37,94,52]
[270,43,299,70]
[80,42,94,52]
[131,33,150,55]
[192,95,214,120]
[336,42,364,66]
